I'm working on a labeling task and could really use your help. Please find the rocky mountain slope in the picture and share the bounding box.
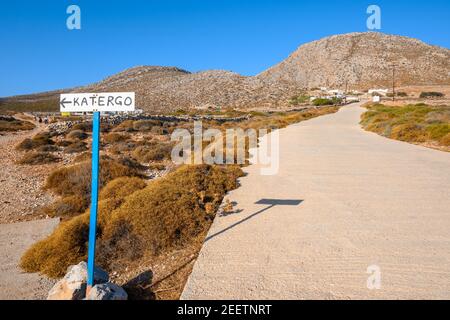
[2,32,449,113]
[259,32,450,90]
[80,66,296,112]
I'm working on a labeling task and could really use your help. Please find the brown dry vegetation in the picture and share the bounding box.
[41,158,142,218]
[20,165,243,280]
[17,152,61,165]
[361,103,450,151]
[15,132,54,151]
[67,129,88,141]
[0,116,35,132]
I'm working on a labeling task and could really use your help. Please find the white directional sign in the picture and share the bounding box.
[60,92,135,112]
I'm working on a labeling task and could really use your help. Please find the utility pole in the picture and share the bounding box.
[392,64,397,102]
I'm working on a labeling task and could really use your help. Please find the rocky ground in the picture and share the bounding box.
[0,119,60,224]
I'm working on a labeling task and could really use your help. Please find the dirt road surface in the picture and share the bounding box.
[182,102,450,299]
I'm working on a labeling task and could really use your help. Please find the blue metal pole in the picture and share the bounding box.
[87,111,100,293]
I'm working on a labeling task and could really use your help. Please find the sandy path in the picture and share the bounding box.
[0,218,59,299]
[0,117,56,223]
[182,102,450,299]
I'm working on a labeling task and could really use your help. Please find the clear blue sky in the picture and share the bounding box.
[0,0,449,97]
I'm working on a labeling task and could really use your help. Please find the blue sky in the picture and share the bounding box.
[0,0,449,97]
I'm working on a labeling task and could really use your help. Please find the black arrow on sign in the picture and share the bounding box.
[60,97,70,109]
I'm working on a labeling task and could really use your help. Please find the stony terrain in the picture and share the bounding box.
[2,32,448,114]
[0,119,58,224]
[80,66,297,112]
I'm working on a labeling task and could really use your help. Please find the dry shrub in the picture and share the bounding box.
[36,144,59,152]
[426,123,450,140]
[440,133,450,146]
[45,158,141,198]
[105,165,243,255]
[73,151,91,163]
[109,140,137,155]
[40,195,89,218]
[18,152,61,165]
[133,120,161,132]
[20,215,90,277]
[72,122,92,132]
[112,120,135,132]
[21,165,243,277]
[65,141,88,153]
[16,132,54,151]
[99,176,147,201]
[55,139,72,147]
[148,163,166,170]
[0,116,35,132]
[103,132,130,144]
[361,104,450,147]
[132,142,174,163]
[390,123,428,142]
[67,129,88,141]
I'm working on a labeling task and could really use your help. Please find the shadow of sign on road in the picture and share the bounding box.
[205,198,303,242]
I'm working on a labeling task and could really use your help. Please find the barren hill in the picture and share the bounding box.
[80,66,296,112]
[1,32,449,113]
[258,32,450,90]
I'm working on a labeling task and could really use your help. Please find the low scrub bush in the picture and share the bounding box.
[18,152,61,165]
[109,140,137,155]
[40,195,90,218]
[440,133,450,146]
[361,103,450,148]
[55,140,72,147]
[103,132,130,144]
[289,95,309,105]
[36,144,59,152]
[21,165,243,278]
[312,97,341,106]
[133,120,162,132]
[73,152,91,163]
[16,132,54,151]
[72,122,92,132]
[45,158,142,199]
[67,129,88,141]
[112,120,135,132]
[132,142,174,163]
[65,141,88,154]
[0,116,35,132]
[420,91,444,99]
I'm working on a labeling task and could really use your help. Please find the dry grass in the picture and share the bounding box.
[21,165,243,278]
[361,103,450,149]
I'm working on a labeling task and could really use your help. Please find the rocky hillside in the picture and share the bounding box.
[258,32,450,90]
[79,66,297,112]
[2,32,449,113]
